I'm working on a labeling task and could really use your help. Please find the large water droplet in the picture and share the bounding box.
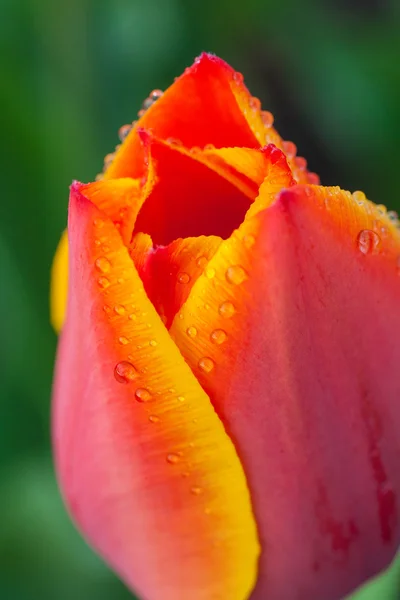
[218,301,235,318]
[186,326,197,338]
[198,357,214,373]
[226,265,247,285]
[357,229,381,254]
[135,388,152,403]
[249,96,261,111]
[95,257,111,273]
[210,329,227,345]
[114,361,138,384]
[177,272,190,284]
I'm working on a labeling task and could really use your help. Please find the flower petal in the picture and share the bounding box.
[53,182,259,600]
[170,184,400,600]
[50,229,68,332]
[104,53,318,186]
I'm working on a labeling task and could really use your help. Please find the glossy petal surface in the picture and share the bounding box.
[171,185,400,600]
[53,183,259,600]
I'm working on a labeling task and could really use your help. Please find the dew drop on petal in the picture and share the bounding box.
[118,336,129,345]
[95,257,111,273]
[261,111,274,127]
[353,191,366,205]
[190,486,203,495]
[211,329,227,345]
[226,265,247,285]
[98,276,110,289]
[149,415,160,423]
[149,339,157,347]
[135,388,152,403]
[233,71,244,84]
[166,453,180,464]
[114,304,126,315]
[114,361,138,384]
[357,229,381,254]
[295,156,307,170]
[282,140,297,158]
[196,256,207,268]
[118,124,132,142]
[177,395,185,403]
[177,272,190,284]
[219,301,235,318]
[198,357,215,373]
[186,326,197,338]
[249,96,261,111]
[205,266,215,279]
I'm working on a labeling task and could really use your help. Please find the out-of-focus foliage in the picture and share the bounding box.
[0,0,399,598]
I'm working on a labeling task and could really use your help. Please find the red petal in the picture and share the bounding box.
[53,183,259,600]
[170,184,400,600]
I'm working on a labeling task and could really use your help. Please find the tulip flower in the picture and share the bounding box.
[51,53,400,600]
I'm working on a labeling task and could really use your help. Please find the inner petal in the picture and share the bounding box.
[133,140,256,246]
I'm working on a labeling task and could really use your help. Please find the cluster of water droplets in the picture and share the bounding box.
[96,89,164,179]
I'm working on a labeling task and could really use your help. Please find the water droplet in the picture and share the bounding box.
[211,329,227,345]
[186,326,197,338]
[205,266,215,279]
[114,361,137,384]
[357,229,381,254]
[219,301,235,318]
[353,191,366,205]
[376,204,387,215]
[177,395,185,402]
[94,239,101,247]
[149,415,160,423]
[226,265,247,285]
[118,336,129,345]
[295,156,307,170]
[95,257,111,273]
[177,272,190,284]
[307,172,320,185]
[282,140,297,158]
[118,124,132,142]
[149,89,163,101]
[198,357,214,373]
[103,153,114,170]
[166,453,180,464]
[190,486,203,495]
[114,304,126,315]
[103,305,111,314]
[149,339,157,347]
[98,276,110,289]
[233,71,244,84]
[261,111,274,127]
[166,137,183,146]
[135,388,152,403]
[196,256,207,268]
[128,313,137,321]
[242,234,255,249]
[249,96,261,111]
[94,218,104,228]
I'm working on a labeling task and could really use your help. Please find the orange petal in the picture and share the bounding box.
[170,185,400,600]
[105,53,260,180]
[53,182,259,600]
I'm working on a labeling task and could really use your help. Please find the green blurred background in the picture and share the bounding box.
[1,0,400,598]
